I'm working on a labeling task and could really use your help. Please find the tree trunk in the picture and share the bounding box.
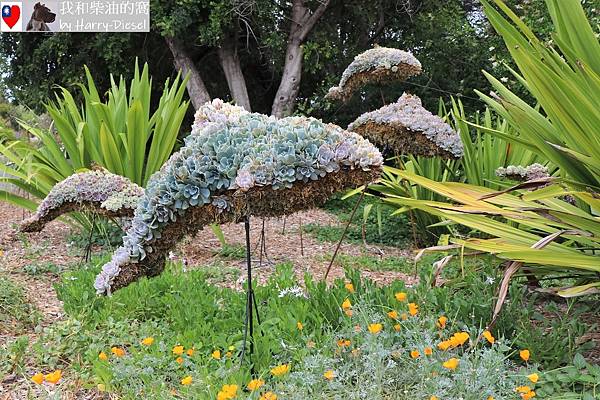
[164,36,211,110]
[218,33,251,111]
[271,0,330,118]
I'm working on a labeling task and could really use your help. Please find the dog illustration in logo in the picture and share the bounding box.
[26,3,56,31]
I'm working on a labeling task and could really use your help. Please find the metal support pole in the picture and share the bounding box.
[239,216,261,375]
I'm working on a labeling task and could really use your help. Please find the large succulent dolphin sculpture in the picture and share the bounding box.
[94,100,383,295]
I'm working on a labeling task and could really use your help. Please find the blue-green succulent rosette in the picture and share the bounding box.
[94,101,383,295]
[20,170,144,233]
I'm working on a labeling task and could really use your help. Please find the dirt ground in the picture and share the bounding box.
[0,200,414,344]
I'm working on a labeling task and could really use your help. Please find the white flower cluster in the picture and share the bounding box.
[349,93,464,158]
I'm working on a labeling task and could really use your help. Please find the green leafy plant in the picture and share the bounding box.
[0,61,189,212]
[476,0,600,190]
[445,98,544,189]
[367,0,600,306]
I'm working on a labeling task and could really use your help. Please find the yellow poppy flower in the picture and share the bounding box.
[520,349,530,362]
[98,351,108,361]
[344,309,353,317]
[410,350,420,359]
[527,373,539,383]
[387,310,398,320]
[31,373,44,385]
[521,391,536,400]
[408,303,419,316]
[217,384,238,400]
[181,376,193,385]
[212,350,221,360]
[176,356,183,364]
[516,386,532,394]
[345,282,355,293]
[297,321,303,331]
[482,330,495,344]
[395,292,407,302]
[44,370,62,385]
[247,379,265,391]
[341,299,352,310]
[187,348,195,356]
[172,345,184,355]
[393,324,401,332]
[424,347,433,356]
[442,358,460,370]
[368,323,383,334]
[437,316,447,329]
[487,397,495,400]
[430,396,438,400]
[323,370,334,380]
[225,351,233,358]
[437,340,451,351]
[141,337,154,346]
[271,364,290,376]
[337,339,351,347]
[111,347,125,357]
[401,313,408,321]
[260,392,277,400]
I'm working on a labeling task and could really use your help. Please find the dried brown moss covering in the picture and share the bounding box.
[108,166,381,292]
[352,121,458,159]
[20,202,134,233]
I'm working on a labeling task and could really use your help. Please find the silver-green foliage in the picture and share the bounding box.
[266,305,529,400]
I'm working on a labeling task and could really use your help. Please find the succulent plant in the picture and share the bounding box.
[20,170,144,233]
[326,46,422,102]
[495,163,549,181]
[95,101,383,295]
[348,93,464,159]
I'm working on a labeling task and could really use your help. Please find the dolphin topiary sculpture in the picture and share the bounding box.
[20,170,144,233]
[94,102,383,295]
[348,93,464,159]
[325,46,422,102]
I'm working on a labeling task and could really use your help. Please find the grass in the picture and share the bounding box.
[304,195,412,248]
[22,262,65,276]
[0,275,40,334]
[0,251,595,397]
[318,252,414,274]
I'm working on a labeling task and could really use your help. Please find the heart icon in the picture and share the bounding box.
[2,5,21,29]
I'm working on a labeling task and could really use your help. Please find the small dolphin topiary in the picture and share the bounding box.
[20,170,144,233]
[325,46,422,102]
[94,101,383,295]
[348,93,463,159]
[495,163,549,181]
